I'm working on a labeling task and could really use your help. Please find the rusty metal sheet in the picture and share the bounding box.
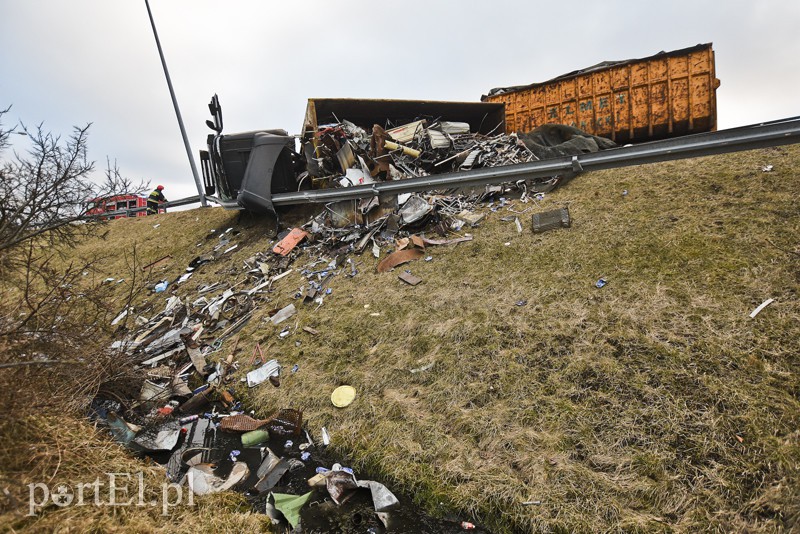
[377,249,424,273]
[273,228,308,256]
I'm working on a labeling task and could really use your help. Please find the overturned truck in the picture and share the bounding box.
[199,95,617,219]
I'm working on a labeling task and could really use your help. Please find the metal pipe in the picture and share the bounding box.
[144,0,207,207]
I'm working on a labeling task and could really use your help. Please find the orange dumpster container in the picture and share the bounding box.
[482,43,720,144]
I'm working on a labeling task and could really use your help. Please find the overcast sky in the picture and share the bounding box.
[2,1,799,202]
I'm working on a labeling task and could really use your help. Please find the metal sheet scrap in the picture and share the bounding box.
[377,249,424,273]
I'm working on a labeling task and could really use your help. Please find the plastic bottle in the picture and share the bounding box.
[241,429,269,447]
[107,412,136,445]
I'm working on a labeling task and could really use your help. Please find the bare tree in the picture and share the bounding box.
[0,107,148,262]
[104,156,150,203]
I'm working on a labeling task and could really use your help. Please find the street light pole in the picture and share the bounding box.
[144,0,207,207]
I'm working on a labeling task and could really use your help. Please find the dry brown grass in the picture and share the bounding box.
[0,415,268,533]
[2,145,798,532]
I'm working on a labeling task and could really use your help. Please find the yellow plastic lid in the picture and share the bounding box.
[331,385,356,408]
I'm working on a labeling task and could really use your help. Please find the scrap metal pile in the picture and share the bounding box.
[297,117,614,233]
[91,231,397,530]
[305,118,539,188]
[92,220,496,531]
[89,109,586,526]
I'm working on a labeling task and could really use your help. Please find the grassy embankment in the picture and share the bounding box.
[1,145,798,532]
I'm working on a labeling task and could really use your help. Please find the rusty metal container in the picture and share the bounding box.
[482,43,720,144]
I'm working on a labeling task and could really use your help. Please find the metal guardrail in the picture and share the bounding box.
[89,116,800,218]
[269,116,800,206]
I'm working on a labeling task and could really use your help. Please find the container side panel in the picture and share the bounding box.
[531,107,546,131]
[546,85,561,125]
[561,101,578,128]
[595,71,611,94]
[546,84,561,106]
[610,66,629,90]
[651,82,669,137]
[504,95,517,132]
[650,59,668,81]
[632,86,649,129]
[595,93,613,137]
[670,55,689,78]
[671,78,690,127]
[691,74,712,131]
[532,87,545,110]
[631,63,648,86]
[578,76,593,98]
[614,91,631,140]
[577,97,593,133]
[514,91,530,132]
[562,79,577,101]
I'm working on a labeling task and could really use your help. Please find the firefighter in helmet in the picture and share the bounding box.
[147,185,167,215]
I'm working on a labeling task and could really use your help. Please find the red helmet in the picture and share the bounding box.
[157,185,164,191]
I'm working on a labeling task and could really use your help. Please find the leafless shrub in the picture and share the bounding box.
[0,106,150,414]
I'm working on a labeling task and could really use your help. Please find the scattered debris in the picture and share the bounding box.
[531,207,571,233]
[142,254,172,271]
[220,414,271,432]
[89,184,520,531]
[188,462,250,495]
[247,360,281,388]
[410,362,435,374]
[331,385,356,408]
[133,422,182,451]
[273,228,308,256]
[749,298,775,318]
[377,249,424,273]
[595,278,608,289]
[422,235,473,246]
[270,303,297,325]
[398,272,423,286]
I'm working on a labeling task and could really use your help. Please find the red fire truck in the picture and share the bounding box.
[85,194,165,220]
